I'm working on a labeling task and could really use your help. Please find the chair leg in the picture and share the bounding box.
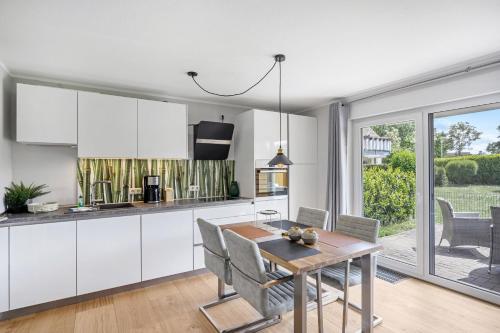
[315,271,324,333]
[217,278,237,299]
[342,260,350,333]
[200,278,280,333]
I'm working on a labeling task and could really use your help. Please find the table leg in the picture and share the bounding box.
[361,253,374,333]
[294,272,307,333]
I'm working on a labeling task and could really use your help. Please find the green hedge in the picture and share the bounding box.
[363,167,416,226]
[434,154,500,185]
[434,166,448,186]
[386,150,416,173]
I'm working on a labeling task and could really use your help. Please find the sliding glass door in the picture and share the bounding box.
[352,112,423,275]
[429,106,500,296]
[352,103,500,304]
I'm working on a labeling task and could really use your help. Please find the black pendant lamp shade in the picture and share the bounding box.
[268,147,293,167]
[268,54,293,167]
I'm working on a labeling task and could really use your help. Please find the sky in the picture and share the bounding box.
[434,108,500,154]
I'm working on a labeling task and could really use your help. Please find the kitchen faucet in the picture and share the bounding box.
[90,180,112,206]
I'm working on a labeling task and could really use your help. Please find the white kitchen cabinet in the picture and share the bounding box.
[138,100,188,159]
[16,83,77,144]
[253,110,288,160]
[289,114,317,164]
[193,203,255,244]
[193,245,205,270]
[255,196,288,221]
[78,91,137,157]
[10,222,76,309]
[77,216,141,295]
[288,164,318,221]
[0,228,8,312]
[142,210,193,280]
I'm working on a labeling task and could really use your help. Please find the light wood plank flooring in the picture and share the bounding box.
[0,273,499,333]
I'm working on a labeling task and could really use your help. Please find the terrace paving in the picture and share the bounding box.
[379,224,500,294]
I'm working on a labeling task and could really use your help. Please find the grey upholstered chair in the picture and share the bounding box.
[223,229,317,331]
[321,214,382,333]
[437,198,491,249]
[197,218,239,333]
[296,207,329,230]
[490,207,500,273]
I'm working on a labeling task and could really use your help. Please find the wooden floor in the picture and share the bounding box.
[0,272,499,333]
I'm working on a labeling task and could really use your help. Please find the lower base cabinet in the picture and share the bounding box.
[77,216,141,295]
[0,228,9,312]
[142,210,193,280]
[10,222,76,309]
[193,245,205,270]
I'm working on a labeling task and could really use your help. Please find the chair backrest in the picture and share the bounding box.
[197,218,228,259]
[336,214,380,243]
[296,207,329,230]
[223,229,267,284]
[437,198,454,220]
[491,207,500,265]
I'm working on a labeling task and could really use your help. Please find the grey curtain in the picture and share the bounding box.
[326,102,349,231]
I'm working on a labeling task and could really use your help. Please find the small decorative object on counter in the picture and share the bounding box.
[3,182,50,214]
[27,202,59,213]
[78,195,84,207]
[164,187,174,202]
[287,226,303,241]
[228,181,240,198]
[302,228,319,245]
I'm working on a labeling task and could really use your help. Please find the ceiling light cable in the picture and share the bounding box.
[187,56,279,97]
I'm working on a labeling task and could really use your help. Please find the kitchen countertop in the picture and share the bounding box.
[0,197,254,227]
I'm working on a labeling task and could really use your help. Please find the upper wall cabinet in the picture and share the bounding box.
[253,109,288,161]
[289,114,317,164]
[137,100,187,159]
[78,91,138,158]
[16,83,77,145]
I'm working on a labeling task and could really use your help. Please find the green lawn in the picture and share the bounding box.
[434,185,500,223]
[378,185,500,237]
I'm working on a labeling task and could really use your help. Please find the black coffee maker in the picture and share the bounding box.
[143,176,161,203]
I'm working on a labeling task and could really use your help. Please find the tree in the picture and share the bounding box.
[486,125,500,154]
[447,122,481,156]
[434,131,452,158]
[371,122,415,152]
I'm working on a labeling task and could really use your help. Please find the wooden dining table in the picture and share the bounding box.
[221,222,383,333]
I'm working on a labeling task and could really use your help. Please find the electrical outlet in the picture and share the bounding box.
[189,185,200,192]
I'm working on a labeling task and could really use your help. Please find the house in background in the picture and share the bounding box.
[362,127,392,165]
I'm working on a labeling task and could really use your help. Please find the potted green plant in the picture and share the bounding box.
[4,182,50,213]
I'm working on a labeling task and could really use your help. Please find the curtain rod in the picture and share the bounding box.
[348,58,500,103]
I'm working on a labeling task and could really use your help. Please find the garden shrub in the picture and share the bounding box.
[434,166,448,186]
[386,150,416,173]
[434,154,500,185]
[363,167,416,226]
[445,160,478,185]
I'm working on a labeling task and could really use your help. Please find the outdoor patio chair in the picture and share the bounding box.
[436,198,491,249]
[490,207,500,273]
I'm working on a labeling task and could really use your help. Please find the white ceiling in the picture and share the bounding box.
[1,0,500,111]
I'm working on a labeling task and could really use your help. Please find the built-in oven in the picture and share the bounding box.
[255,168,288,197]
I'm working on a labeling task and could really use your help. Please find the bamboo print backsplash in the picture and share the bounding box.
[77,159,235,205]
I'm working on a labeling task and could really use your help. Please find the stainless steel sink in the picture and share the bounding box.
[96,203,135,210]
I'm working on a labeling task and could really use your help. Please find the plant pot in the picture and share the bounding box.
[229,181,240,198]
[7,205,28,214]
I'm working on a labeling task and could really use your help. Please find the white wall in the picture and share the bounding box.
[0,66,13,212]
[11,143,77,205]
[350,65,500,119]
[306,105,329,210]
